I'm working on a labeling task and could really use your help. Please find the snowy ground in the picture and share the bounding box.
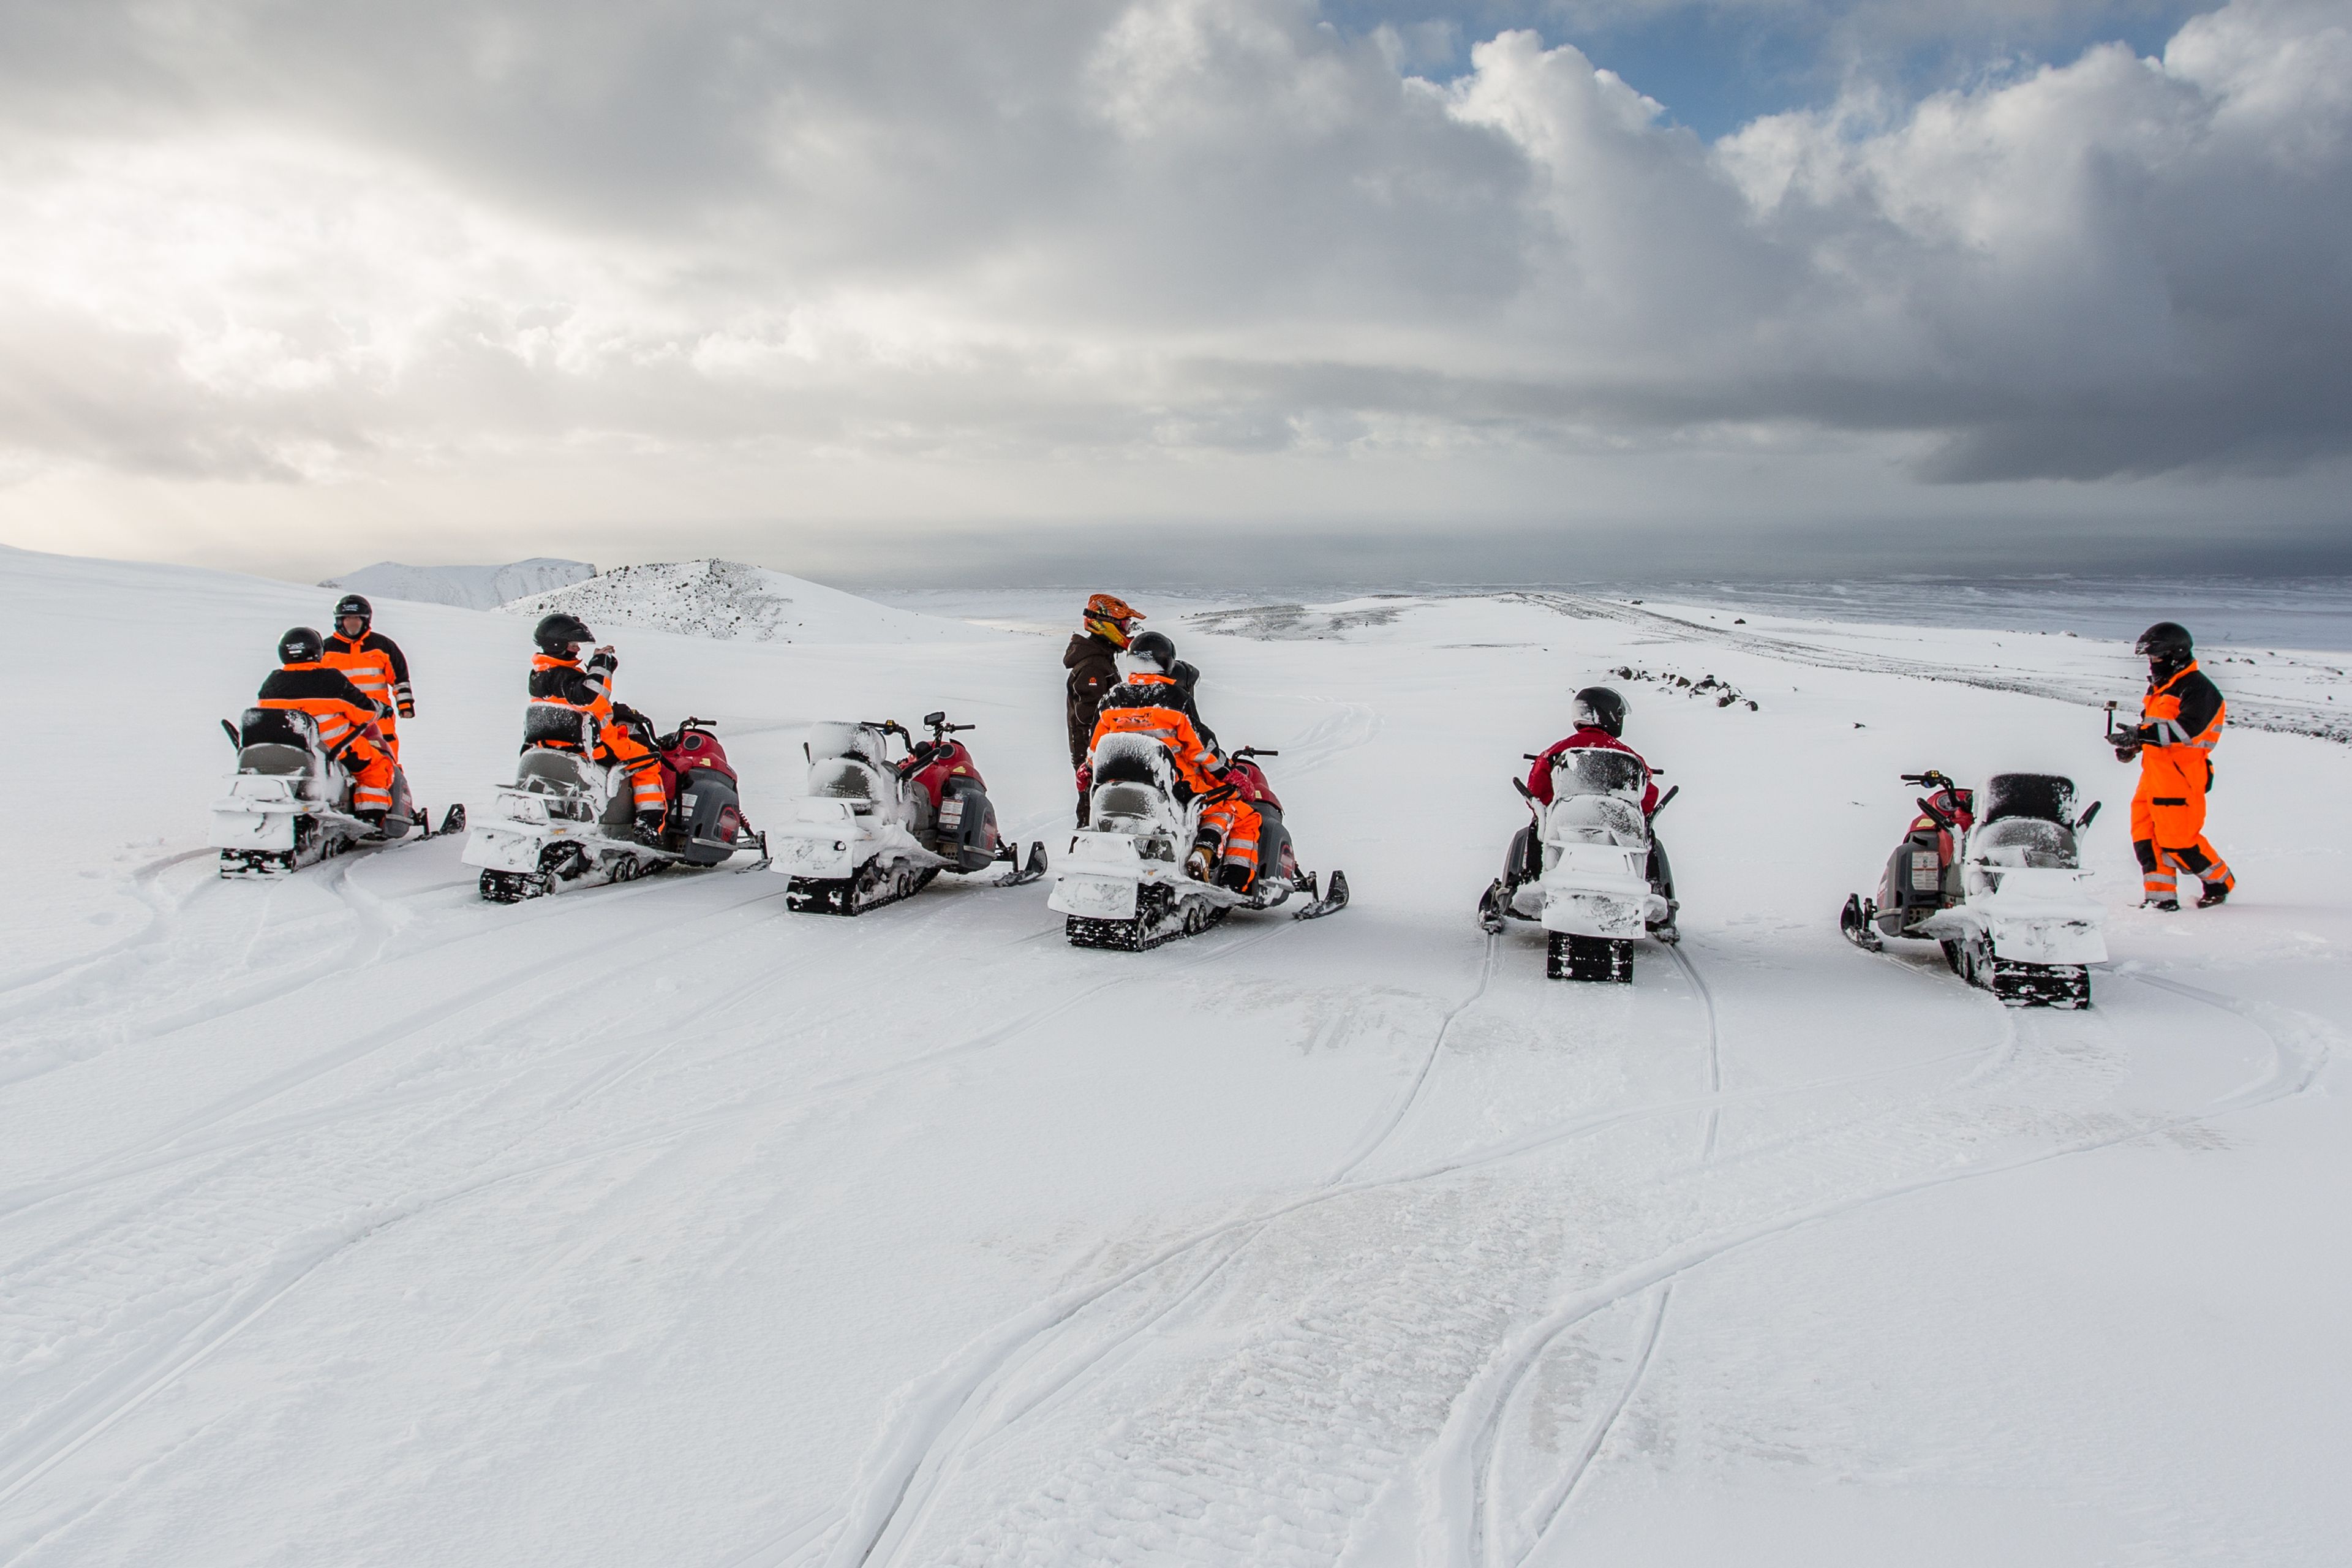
[2,544,2348,1567]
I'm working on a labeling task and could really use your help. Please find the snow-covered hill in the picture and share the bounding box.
[506,559,993,643]
[3,541,2349,1568]
[321,557,597,609]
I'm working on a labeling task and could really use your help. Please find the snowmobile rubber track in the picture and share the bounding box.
[1548,930,1634,983]
[1066,884,1227,951]
[1989,959,2090,1009]
[478,839,666,904]
[787,859,939,916]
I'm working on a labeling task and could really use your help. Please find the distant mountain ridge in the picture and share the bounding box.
[504,559,996,643]
[321,558,597,610]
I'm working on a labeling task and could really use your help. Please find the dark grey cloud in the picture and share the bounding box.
[0,0,2346,574]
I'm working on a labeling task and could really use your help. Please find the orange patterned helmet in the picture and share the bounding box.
[1084,592,1142,648]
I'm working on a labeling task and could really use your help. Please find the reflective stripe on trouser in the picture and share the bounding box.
[598,722,666,812]
[347,745,396,813]
[2132,787,2229,896]
[1199,799,1262,881]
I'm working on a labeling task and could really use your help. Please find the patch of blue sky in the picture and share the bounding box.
[1318,1,2216,140]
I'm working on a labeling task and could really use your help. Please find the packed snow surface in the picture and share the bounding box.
[508,558,988,643]
[321,557,596,609]
[3,545,2350,1567]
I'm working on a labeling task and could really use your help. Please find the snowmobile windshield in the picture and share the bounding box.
[809,756,880,804]
[1972,817,2079,869]
[1549,747,1648,801]
[1981,772,2075,825]
[808,722,890,764]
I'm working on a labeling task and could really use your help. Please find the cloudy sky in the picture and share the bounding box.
[0,0,2345,585]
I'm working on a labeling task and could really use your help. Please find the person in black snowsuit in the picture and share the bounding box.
[1065,593,1142,824]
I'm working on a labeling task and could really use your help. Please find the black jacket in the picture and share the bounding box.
[1065,633,1121,766]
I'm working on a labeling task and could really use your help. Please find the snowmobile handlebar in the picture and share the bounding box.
[1899,770,1957,791]
[919,710,978,741]
[1232,747,1278,760]
[1651,784,1679,817]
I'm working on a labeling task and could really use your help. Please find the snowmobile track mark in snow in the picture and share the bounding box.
[1428,968,2324,1568]
[787,859,939,916]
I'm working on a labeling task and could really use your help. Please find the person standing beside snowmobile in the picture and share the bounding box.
[1482,686,1676,937]
[526,612,668,841]
[1090,630,1262,891]
[1066,593,1142,826]
[258,627,401,833]
[2114,621,2234,910]
[321,594,415,759]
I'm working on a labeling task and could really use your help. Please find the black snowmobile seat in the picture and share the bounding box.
[1092,747,1166,788]
[1981,772,2076,826]
[238,707,318,775]
[522,704,595,750]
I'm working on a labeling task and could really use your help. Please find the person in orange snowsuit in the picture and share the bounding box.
[1088,630,1262,891]
[257,626,400,831]
[2115,621,2234,910]
[321,594,415,759]
[526,612,668,839]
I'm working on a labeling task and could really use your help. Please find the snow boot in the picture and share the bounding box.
[355,809,390,841]
[2198,882,2231,908]
[1215,862,1252,893]
[2144,896,2180,913]
[633,810,668,847]
[1185,842,1215,882]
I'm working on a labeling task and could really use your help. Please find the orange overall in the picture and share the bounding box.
[323,631,412,758]
[2133,661,2233,903]
[1090,672,1261,887]
[257,662,396,816]
[527,652,666,815]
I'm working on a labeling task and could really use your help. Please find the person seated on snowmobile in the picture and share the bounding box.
[1169,658,1219,752]
[257,626,402,835]
[1487,686,1676,936]
[321,594,415,760]
[524,612,668,842]
[1088,630,1262,892]
[1066,593,1143,826]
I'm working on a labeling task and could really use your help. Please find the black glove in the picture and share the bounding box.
[588,650,618,676]
[2113,743,2139,763]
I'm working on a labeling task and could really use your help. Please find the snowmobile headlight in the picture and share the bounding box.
[509,795,548,825]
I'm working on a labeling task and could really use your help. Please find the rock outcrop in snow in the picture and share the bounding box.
[321,558,597,610]
[503,559,992,643]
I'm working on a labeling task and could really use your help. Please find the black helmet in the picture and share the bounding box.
[333,593,372,631]
[1570,685,1629,737]
[1127,630,1177,673]
[2135,621,2193,666]
[535,611,594,654]
[279,626,324,665]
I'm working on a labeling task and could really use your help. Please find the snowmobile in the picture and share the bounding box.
[1049,737,1347,951]
[1485,748,1676,982]
[466,711,766,903]
[1840,770,2106,1008]
[772,712,1046,915]
[210,707,458,876]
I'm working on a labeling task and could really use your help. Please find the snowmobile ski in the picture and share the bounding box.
[1290,869,1349,921]
[993,842,1049,888]
[1839,893,1885,951]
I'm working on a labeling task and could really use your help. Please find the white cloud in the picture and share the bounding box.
[0,0,2345,571]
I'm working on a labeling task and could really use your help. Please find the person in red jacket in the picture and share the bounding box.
[1482,686,1676,935]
